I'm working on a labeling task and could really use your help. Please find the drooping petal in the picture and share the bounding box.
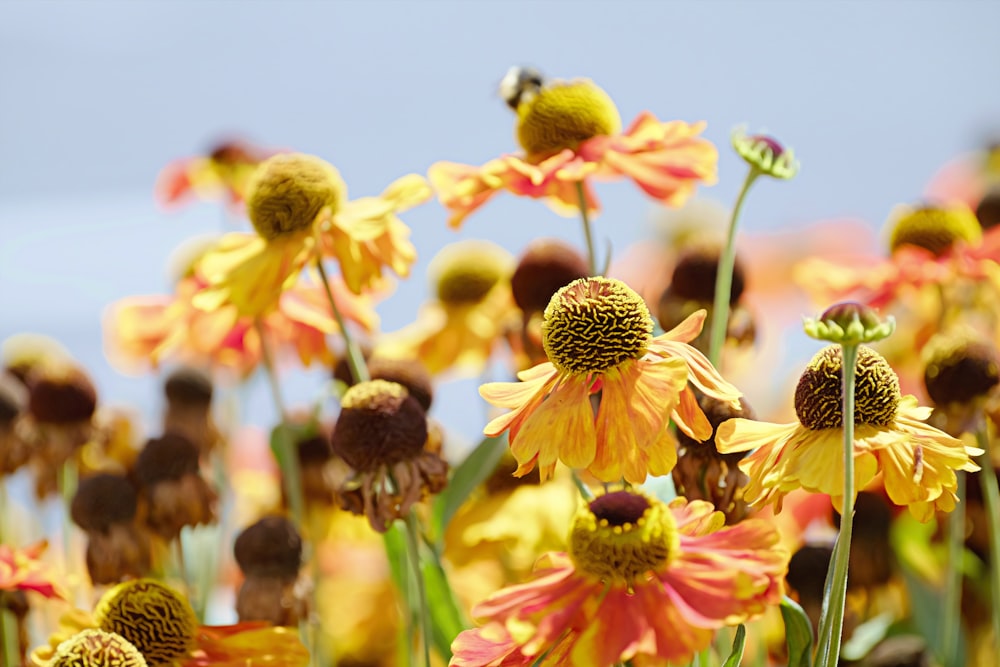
[514,375,596,475]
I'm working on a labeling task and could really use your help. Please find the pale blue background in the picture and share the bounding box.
[1,0,999,442]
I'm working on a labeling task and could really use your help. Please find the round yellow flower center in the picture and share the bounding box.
[51,629,148,667]
[569,490,679,585]
[794,345,900,430]
[430,241,513,306]
[331,379,428,472]
[888,204,981,256]
[94,579,197,666]
[542,277,652,375]
[923,334,1000,406]
[516,80,622,158]
[246,153,344,241]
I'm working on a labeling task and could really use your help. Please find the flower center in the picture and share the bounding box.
[667,244,746,304]
[510,238,589,314]
[516,80,622,159]
[542,277,652,374]
[569,490,678,585]
[888,204,981,256]
[431,241,513,306]
[923,335,1000,406]
[794,345,901,429]
[94,579,197,666]
[51,629,148,667]
[246,153,344,241]
[331,380,428,472]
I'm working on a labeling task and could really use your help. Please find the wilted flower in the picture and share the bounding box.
[429,67,717,228]
[70,473,152,585]
[233,515,306,627]
[135,433,217,541]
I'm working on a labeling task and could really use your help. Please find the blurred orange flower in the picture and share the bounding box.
[155,139,276,212]
[0,541,66,600]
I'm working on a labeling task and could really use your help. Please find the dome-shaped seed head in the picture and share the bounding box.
[233,515,303,579]
[71,473,139,532]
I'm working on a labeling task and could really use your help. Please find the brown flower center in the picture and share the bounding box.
[923,335,1000,406]
[542,277,652,374]
[94,579,196,666]
[331,380,428,472]
[794,345,900,429]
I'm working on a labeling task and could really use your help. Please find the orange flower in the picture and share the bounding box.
[105,271,377,378]
[429,67,717,229]
[155,139,276,212]
[480,277,740,484]
[193,154,429,317]
[716,345,982,521]
[185,622,309,667]
[0,541,66,600]
[450,490,787,667]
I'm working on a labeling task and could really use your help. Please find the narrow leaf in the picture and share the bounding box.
[721,624,747,667]
[780,596,814,667]
[431,434,508,542]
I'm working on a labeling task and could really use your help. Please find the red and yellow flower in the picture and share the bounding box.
[155,139,276,212]
[716,345,982,521]
[0,541,66,600]
[429,67,717,229]
[480,277,740,484]
[450,490,787,667]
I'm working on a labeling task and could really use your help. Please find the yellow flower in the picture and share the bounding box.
[376,240,519,375]
[480,277,740,484]
[716,345,982,521]
[193,153,429,317]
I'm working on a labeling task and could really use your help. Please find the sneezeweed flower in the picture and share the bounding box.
[0,541,66,600]
[135,433,217,541]
[106,269,377,379]
[922,330,1000,435]
[0,372,30,475]
[376,240,519,375]
[450,489,787,666]
[70,473,151,585]
[803,301,895,346]
[163,367,221,455]
[233,516,306,627]
[480,277,740,484]
[193,152,429,316]
[155,139,275,212]
[731,128,799,180]
[331,380,448,532]
[94,579,197,666]
[48,629,148,667]
[429,66,718,229]
[716,345,983,521]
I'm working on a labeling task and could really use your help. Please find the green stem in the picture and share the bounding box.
[570,470,594,500]
[57,459,78,589]
[404,510,432,667]
[575,181,598,275]
[815,343,858,667]
[315,258,370,383]
[253,319,304,528]
[942,471,966,667]
[975,427,1000,659]
[1,606,20,667]
[708,168,760,368]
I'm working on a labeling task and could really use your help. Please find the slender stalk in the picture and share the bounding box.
[942,471,966,667]
[708,168,760,368]
[404,510,432,667]
[57,459,78,590]
[1,607,20,667]
[255,319,289,421]
[315,258,370,383]
[174,534,193,607]
[575,182,598,275]
[815,343,858,667]
[570,470,594,500]
[975,426,1000,657]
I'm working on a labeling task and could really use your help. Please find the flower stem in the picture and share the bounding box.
[570,470,594,500]
[942,470,966,667]
[975,426,1000,658]
[815,343,858,667]
[315,258,370,383]
[708,168,760,368]
[404,510,432,667]
[1,606,19,667]
[575,182,598,275]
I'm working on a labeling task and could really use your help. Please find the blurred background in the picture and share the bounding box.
[1,0,999,442]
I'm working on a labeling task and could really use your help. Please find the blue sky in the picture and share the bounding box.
[1,0,998,441]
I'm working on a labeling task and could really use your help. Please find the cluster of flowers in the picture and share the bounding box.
[3,65,1000,667]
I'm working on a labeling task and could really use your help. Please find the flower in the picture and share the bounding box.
[731,128,798,180]
[715,345,982,521]
[450,490,787,667]
[803,301,895,346]
[376,240,519,375]
[429,67,717,229]
[480,277,740,484]
[105,269,378,379]
[48,629,148,667]
[193,153,429,316]
[330,380,448,532]
[0,541,66,600]
[154,139,275,212]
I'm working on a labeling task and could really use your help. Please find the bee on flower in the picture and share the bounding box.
[429,67,718,229]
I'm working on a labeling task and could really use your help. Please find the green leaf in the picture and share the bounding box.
[423,549,467,659]
[840,613,894,661]
[431,434,508,543]
[780,596,814,667]
[721,624,747,667]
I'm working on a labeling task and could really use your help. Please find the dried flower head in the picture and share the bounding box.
[234,515,303,581]
[510,238,590,315]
